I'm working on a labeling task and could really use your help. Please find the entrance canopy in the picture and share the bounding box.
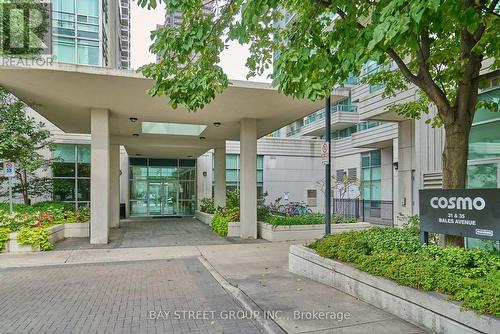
[0,63,347,158]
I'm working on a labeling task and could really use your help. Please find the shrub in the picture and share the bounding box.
[332,215,357,224]
[211,208,239,237]
[267,213,325,227]
[17,227,53,251]
[309,227,500,317]
[0,227,10,251]
[266,213,357,227]
[226,189,240,210]
[200,197,215,214]
[257,205,271,222]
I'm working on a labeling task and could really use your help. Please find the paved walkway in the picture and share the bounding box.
[55,217,265,250]
[0,258,260,334]
[0,241,426,334]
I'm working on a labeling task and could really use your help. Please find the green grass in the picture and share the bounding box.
[309,227,500,317]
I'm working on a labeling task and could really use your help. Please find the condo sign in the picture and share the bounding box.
[419,189,500,243]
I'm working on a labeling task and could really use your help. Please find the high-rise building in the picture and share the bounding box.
[164,1,214,29]
[51,0,130,69]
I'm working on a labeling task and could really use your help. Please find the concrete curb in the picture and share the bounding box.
[289,245,500,334]
[197,255,286,334]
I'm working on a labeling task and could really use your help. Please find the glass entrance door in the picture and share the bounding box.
[148,181,178,215]
[164,182,177,215]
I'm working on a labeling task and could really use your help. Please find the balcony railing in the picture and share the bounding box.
[286,104,358,136]
[303,105,357,126]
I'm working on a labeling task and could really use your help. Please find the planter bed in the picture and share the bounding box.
[4,222,89,253]
[194,211,214,226]
[289,245,500,334]
[258,222,371,241]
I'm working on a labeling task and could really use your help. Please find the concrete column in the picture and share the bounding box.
[90,109,110,244]
[109,144,120,228]
[240,118,257,239]
[214,146,226,208]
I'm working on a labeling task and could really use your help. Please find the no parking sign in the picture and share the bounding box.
[3,162,15,177]
[320,142,330,165]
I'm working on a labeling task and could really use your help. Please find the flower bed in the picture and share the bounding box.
[0,202,90,252]
[308,225,500,318]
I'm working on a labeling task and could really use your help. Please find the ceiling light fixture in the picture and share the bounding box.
[129,117,138,123]
[200,136,206,140]
[133,133,139,137]
[213,122,221,127]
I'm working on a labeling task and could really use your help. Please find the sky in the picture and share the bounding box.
[130,3,270,82]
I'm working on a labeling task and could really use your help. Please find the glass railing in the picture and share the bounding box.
[287,105,358,136]
[303,105,357,126]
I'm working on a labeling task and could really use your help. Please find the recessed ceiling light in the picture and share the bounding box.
[129,117,138,122]
[213,122,221,127]
[133,133,139,137]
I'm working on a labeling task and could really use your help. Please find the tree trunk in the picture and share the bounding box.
[441,121,472,247]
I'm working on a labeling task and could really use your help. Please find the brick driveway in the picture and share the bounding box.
[0,258,260,334]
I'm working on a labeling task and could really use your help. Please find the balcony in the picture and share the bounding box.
[351,122,398,148]
[286,104,359,137]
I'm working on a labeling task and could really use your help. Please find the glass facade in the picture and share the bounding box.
[361,150,381,218]
[52,0,103,66]
[466,86,500,250]
[213,154,264,199]
[129,158,196,216]
[52,144,91,209]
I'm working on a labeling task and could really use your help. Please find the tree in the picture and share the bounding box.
[138,0,499,245]
[0,88,54,204]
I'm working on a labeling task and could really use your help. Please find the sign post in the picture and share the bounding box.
[3,162,15,213]
[324,96,332,236]
[419,189,500,245]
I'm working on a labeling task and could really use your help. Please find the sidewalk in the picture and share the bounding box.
[0,242,426,333]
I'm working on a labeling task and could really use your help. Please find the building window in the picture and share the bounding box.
[348,168,357,180]
[307,189,317,207]
[213,154,264,199]
[52,0,102,66]
[52,144,91,209]
[361,60,386,93]
[466,87,500,250]
[361,150,381,218]
[336,169,346,180]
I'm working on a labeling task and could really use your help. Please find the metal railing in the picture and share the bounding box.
[331,199,394,226]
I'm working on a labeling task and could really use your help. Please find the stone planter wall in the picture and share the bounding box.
[258,222,371,241]
[194,211,214,226]
[4,222,89,253]
[289,245,500,334]
[227,222,240,237]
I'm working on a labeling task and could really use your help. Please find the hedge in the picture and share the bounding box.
[309,227,500,317]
